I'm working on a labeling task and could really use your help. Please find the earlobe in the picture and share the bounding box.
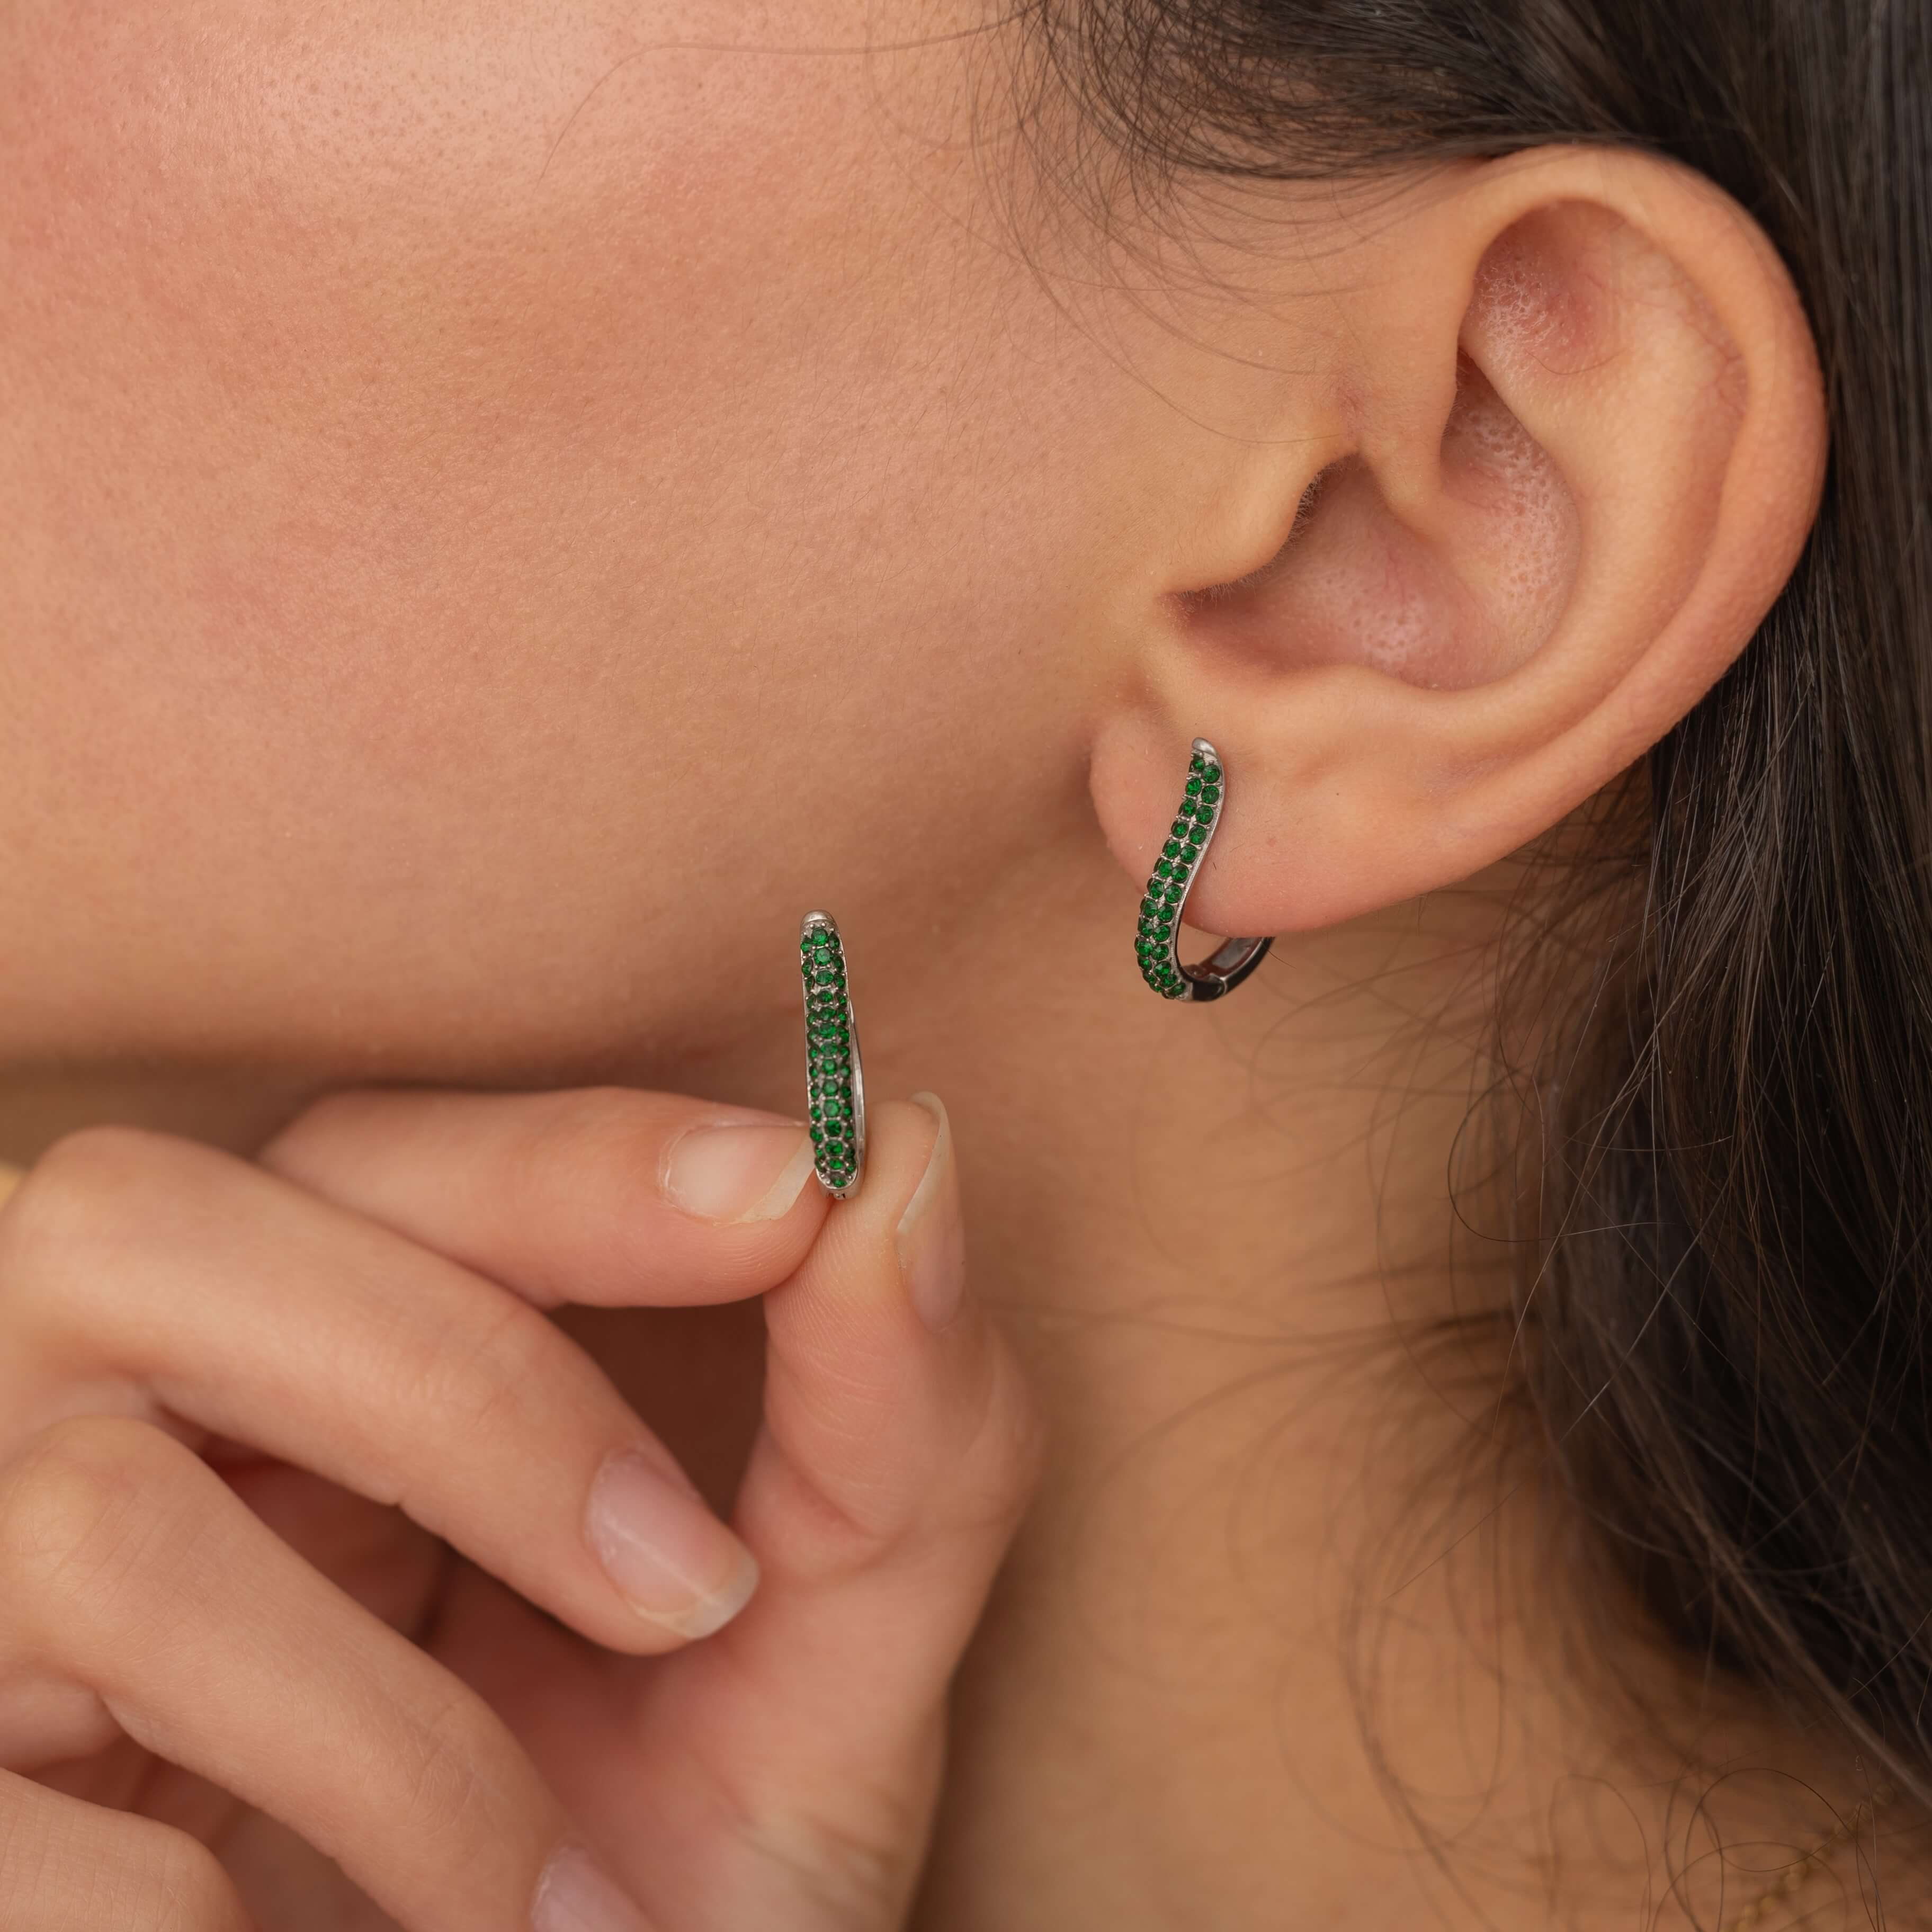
[1090,149,1826,941]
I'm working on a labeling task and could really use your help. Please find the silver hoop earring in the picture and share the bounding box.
[799,911,867,1196]
[1133,738,1273,1001]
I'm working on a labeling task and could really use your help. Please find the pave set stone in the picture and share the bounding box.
[800,918,860,1193]
[1135,747,1222,999]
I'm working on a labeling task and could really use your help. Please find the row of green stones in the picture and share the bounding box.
[800,919,860,1193]
[1135,746,1223,998]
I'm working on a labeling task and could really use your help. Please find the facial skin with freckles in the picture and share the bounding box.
[1,0,1115,1074]
[0,2,1842,1927]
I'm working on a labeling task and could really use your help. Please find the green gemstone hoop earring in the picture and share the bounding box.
[1134,738,1273,1001]
[799,911,866,1197]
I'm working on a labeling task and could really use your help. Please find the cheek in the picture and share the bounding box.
[0,2,1098,1063]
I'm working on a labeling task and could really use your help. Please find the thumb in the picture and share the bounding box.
[621,1094,1040,1931]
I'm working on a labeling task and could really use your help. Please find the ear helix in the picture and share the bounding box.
[1132,739,1273,1001]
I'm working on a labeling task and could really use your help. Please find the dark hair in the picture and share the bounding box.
[1036,0,1932,1826]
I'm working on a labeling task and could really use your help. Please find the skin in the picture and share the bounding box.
[0,1,1865,1927]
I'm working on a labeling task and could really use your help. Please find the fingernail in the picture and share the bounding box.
[896,1093,966,1332]
[586,1450,760,1638]
[661,1121,815,1223]
[532,1845,651,1932]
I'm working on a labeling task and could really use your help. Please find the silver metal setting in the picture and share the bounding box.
[1143,737,1273,1003]
[799,911,866,1198]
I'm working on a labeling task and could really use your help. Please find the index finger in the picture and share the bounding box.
[262,1087,827,1309]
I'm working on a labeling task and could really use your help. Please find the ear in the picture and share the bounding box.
[1088,148,1826,936]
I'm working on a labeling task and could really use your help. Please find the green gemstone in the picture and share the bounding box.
[1155,858,1173,880]
[1187,822,1206,845]
[1200,784,1220,806]
[1185,776,1202,797]
[1166,839,1185,861]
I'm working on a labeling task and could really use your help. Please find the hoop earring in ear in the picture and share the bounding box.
[799,911,867,1196]
[1134,739,1273,1002]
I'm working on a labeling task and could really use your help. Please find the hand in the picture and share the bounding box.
[0,1086,1037,1929]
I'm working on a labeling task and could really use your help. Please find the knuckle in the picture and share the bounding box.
[0,1791,247,1932]
[0,1128,140,1274]
[388,1687,520,1853]
[0,1127,205,1318]
[406,1289,559,1448]
[0,1417,207,1641]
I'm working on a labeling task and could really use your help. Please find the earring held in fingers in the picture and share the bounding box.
[1134,737,1273,1002]
[799,911,866,1198]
